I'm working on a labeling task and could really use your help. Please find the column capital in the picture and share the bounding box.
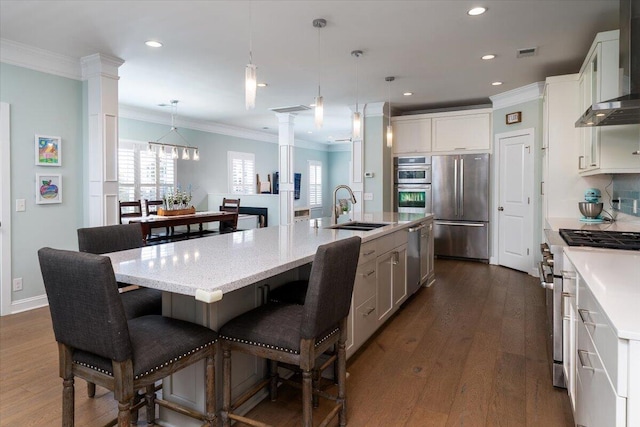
[81,53,124,80]
[275,112,297,124]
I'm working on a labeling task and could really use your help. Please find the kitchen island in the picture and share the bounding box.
[107,212,434,427]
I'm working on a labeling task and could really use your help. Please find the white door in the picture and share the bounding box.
[1,102,11,315]
[497,130,533,273]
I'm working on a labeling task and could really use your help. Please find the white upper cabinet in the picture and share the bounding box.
[431,109,492,152]
[391,116,431,154]
[577,30,640,175]
[391,108,491,155]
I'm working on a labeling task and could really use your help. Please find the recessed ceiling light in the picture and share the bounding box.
[491,81,503,86]
[307,131,313,134]
[467,7,487,16]
[481,54,496,60]
[257,83,268,87]
[403,92,413,96]
[145,40,163,48]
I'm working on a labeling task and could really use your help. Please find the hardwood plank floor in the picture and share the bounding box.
[0,259,574,426]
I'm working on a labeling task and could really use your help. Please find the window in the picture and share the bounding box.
[228,151,255,194]
[118,140,176,202]
[308,160,322,207]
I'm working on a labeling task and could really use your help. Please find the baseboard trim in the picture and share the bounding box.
[10,294,48,315]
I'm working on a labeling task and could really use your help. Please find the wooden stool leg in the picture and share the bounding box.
[269,360,279,401]
[302,370,313,427]
[145,384,156,425]
[62,377,74,427]
[117,399,132,427]
[205,355,216,426]
[222,347,232,427]
[87,381,96,398]
[338,341,347,427]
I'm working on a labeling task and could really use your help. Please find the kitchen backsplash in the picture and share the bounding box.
[612,174,640,217]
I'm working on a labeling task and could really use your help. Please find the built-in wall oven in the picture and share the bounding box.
[394,156,432,214]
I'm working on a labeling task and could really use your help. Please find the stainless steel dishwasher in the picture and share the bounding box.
[406,223,424,296]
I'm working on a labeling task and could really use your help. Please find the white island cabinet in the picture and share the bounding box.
[563,247,640,427]
[107,213,434,427]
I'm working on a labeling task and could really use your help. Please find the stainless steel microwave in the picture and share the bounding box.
[394,156,432,184]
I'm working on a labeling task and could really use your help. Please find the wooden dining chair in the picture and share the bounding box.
[145,199,171,238]
[219,198,240,233]
[119,200,142,224]
[38,247,218,427]
[220,236,361,427]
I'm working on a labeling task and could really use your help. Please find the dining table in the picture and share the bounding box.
[127,210,238,243]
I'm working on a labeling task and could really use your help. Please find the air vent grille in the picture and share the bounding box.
[517,47,537,58]
[268,105,312,113]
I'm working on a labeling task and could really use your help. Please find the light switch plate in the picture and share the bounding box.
[364,193,373,201]
[16,199,26,212]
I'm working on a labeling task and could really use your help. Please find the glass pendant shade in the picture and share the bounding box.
[352,111,361,139]
[171,146,178,159]
[245,63,257,110]
[314,95,324,128]
[182,147,190,160]
[387,124,393,148]
[193,148,200,161]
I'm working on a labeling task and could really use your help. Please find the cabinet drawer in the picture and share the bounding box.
[578,279,628,396]
[354,295,378,347]
[359,240,377,265]
[576,320,627,427]
[353,260,376,307]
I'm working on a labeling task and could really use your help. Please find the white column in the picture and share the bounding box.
[276,113,295,225]
[349,104,365,220]
[81,53,124,226]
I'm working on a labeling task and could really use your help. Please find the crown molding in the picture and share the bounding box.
[490,82,545,110]
[119,105,330,150]
[0,38,82,80]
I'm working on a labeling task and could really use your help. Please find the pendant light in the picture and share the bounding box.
[148,100,200,161]
[245,2,257,110]
[385,76,395,148]
[351,50,363,139]
[313,18,327,129]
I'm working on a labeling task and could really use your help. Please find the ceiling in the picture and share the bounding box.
[0,0,619,144]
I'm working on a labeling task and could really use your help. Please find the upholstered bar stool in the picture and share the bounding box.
[38,247,218,427]
[220,236,361,427]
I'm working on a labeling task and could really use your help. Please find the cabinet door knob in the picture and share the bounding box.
[498,206,504,211]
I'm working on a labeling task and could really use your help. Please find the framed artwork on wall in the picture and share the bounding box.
[35,134,62,166]
[36,174,62,204]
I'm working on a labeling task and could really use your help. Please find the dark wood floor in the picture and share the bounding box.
[0,259,574,426]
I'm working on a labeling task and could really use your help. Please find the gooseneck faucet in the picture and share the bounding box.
[332,185,357,224]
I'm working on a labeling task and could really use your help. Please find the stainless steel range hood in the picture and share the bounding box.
[576,0,640,127]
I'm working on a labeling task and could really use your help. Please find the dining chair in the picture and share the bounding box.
[219,236,361,427]
[144,199,171,238]
[38,247,218,427]
[119,200,142,224]
[219,198,240,233]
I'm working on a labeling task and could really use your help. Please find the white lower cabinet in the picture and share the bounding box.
[562,268,577,411]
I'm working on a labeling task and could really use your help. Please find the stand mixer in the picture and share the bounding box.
[578,188,604,223]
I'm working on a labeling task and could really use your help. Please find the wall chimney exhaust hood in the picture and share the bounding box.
[576,0,640,127]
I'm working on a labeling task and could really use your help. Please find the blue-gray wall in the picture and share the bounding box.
[1,63,84,300]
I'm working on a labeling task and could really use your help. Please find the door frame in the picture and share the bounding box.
[1,102,11,315]
[492,127,535,274]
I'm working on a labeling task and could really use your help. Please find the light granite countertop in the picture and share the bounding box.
[107,212,433,302]
[564,246,640,341]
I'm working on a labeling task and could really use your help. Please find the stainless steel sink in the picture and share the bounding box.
[326,222,391,231]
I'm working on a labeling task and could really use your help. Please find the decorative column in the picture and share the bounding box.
[81,53,124,226]
[276,113,295,225]
[349,104,365,220]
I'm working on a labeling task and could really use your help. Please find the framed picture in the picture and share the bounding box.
[506,111,522,125]
[35,134,62,166]
[36,174,62,204]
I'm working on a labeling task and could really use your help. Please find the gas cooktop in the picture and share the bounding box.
[559,229,640,251]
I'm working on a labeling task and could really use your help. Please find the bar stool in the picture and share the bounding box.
[38,247,218,426]
[220,236,361,427]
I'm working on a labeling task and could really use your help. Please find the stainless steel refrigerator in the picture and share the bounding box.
[432,153,489,261]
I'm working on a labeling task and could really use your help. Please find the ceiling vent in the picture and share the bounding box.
[517,47,537,58]
[268,105,312,113]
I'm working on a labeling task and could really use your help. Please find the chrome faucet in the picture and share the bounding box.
[332,185,357,224]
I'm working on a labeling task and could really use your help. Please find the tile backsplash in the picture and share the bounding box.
[612,174,640,217]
